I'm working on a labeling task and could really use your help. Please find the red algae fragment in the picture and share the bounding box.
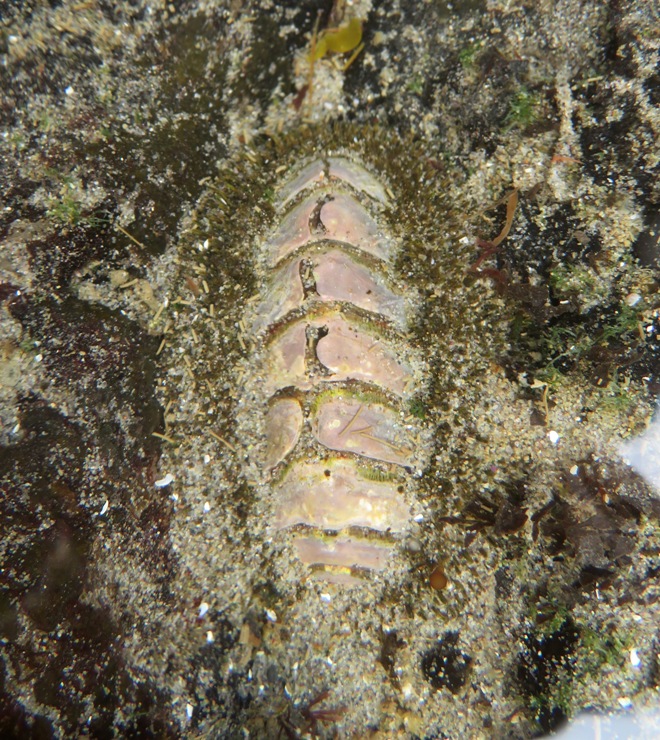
[264,398,303,468]
[313,396,413,467]
[273,460,410,532]
[491,189,519,248]
[316,316,412,396]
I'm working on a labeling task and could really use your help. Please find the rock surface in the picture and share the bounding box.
[0,1,659,737]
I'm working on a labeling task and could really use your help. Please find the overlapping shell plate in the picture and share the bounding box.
[239,153,428,585]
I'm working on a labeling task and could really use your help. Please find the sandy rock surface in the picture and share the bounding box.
[1,1,659,737]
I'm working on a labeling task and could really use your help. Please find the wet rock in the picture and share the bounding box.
[421,632,473,694]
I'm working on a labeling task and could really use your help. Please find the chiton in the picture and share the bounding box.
[240,151,428,585]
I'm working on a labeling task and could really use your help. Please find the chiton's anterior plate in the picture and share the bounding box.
[274,154,390,210]
[328,156,389,204]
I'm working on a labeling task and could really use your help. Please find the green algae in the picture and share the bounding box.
[503,87,540,131]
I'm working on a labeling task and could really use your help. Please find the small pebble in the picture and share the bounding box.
[430,565,448,591]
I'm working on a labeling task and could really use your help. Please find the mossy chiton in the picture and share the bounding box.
[241,150,428,585]
[161,124,468,591]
